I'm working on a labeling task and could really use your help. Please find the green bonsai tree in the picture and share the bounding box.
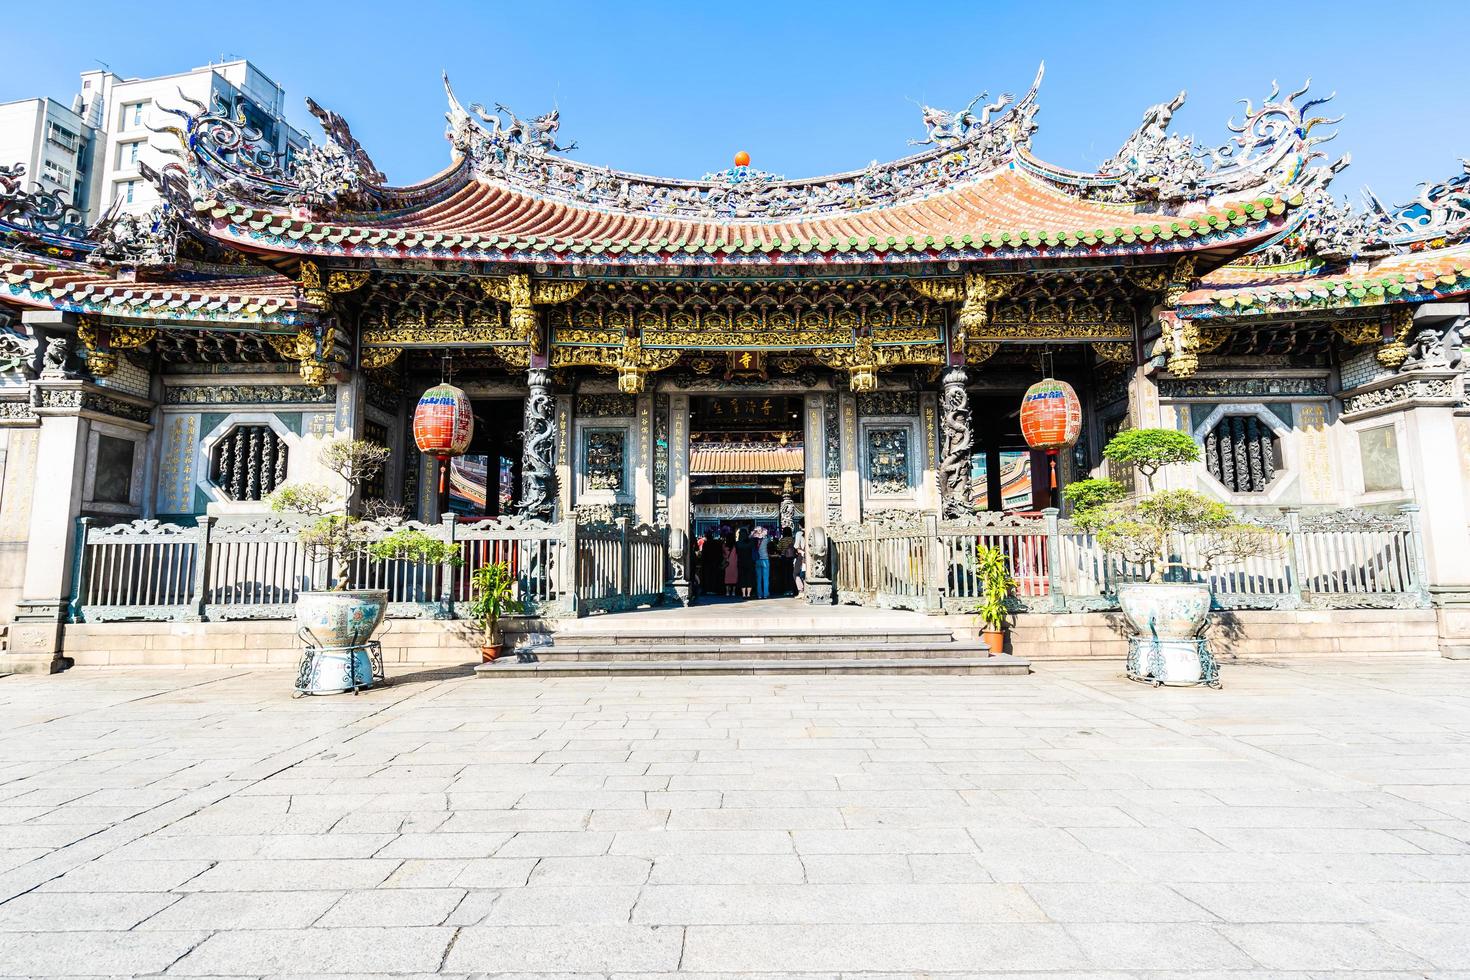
[466,561,523,647]
[268,438,460,590]
[1068,429,1278,585]
[1063,477,1128,515]
[1074,489,1276,584]
[1102,428,1200,492]
[974,545,1016,632]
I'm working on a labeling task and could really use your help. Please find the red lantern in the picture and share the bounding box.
[1020,378,1082,454]
[413,383,474,494]
[733,150,750,168]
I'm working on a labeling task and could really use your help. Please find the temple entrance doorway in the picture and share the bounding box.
[446,397,523,519]
[687,393,805,600]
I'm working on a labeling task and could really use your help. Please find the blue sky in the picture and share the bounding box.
[4,1,1465,205]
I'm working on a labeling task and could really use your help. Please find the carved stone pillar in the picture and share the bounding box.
[519,367,556,519]
[939,366,975,518]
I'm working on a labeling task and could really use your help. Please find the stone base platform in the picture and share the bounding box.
[40,603,1443,670]
[941,607,1440,659]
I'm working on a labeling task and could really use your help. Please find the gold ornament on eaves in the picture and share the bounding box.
[1375,307,1414,369]
[77,319,159,375]
[1334,321,1382,347]
[1091,341,1133,365]
[964,341,999,365]
[479,274,588,354]
[550,334,682,393]
[327,270,371,294]
[360,306,517,346]
[268,325,336,383]
[545,292,945,350]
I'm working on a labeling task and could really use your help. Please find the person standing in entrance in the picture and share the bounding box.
[793,524,807,596]
[723,537,740,599]
[736,527,756,599]
[753,525,771,599]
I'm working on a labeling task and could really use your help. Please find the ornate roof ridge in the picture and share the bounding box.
[438,66,1046,223]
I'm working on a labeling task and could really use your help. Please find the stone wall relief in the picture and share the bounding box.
[859,417,921,510]
[575,419,633,506]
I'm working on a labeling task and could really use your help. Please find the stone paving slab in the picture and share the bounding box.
[0,656,1469,976]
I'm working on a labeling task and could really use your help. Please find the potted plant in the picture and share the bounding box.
[466,560,522,662]
[269,439,460,691]
[1068,428,1278,687]
[974,544,1016,654]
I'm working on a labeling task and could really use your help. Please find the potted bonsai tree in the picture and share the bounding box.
[974,544,1016,654]
[466,560,522,662]
[1067,428,1277,687]
[269,438,460,691]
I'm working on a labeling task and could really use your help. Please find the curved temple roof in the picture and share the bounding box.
[167,71,1338,266]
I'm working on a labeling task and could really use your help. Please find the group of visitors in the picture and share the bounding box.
[694,524,805,599]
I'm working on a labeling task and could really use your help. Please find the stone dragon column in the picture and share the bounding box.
[479,274,587,521]
[519,366,556,519]
[917,273,1011,519]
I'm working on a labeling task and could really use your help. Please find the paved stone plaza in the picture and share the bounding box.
[1,657,1469,978]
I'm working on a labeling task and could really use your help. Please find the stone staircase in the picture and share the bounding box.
[476,599,1029,678]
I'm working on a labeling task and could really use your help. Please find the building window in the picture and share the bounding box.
[120,140,141,166]
[46,122,78,152]
[41,160,72,186]
[121,180,137,204]
[1358,424,1403,493]
[1203,415,1279,493]
[208,424,289,501]
[125,102,145,128]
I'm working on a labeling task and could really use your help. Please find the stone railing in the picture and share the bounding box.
[828,507,1430,614]
[71,515,667,624]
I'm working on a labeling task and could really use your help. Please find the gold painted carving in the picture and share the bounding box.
[1127,268,1169,293]
[964,341,999,365]
[360,307,514,347]
[1164,255,1197,307]
[1160,316,1198,377]
[359,347,402,369]
[78,319,158,376]
[1091,341,1133,365]
[550,334,681,393]
[480,275,588,355]
[1334,321,1382,347]
[297,260,330,307]
[326,270,371,294]
[911,278,966,303]
[813,337,878,392]
[1376,306,1413,369]
[269,326,336,383]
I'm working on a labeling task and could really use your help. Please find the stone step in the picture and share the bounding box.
[547,628,959,647]
[476,655,1031,678]
[523,640,992,661]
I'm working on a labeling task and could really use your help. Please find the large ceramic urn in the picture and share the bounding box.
[293,590,389,694]
[1116,582,1212,686]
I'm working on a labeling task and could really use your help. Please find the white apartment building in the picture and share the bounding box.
[0,98,88,209]
[2,60,307,224]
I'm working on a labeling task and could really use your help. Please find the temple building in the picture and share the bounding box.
[1,68,1468,672]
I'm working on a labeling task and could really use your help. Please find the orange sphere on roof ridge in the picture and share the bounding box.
[733,151,750,168]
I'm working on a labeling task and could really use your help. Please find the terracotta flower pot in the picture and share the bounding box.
[481,644,503,663]
[981,628,1005,654]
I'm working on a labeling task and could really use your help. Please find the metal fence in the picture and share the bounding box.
[829,506,1430,613]
[72,515,667,623]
